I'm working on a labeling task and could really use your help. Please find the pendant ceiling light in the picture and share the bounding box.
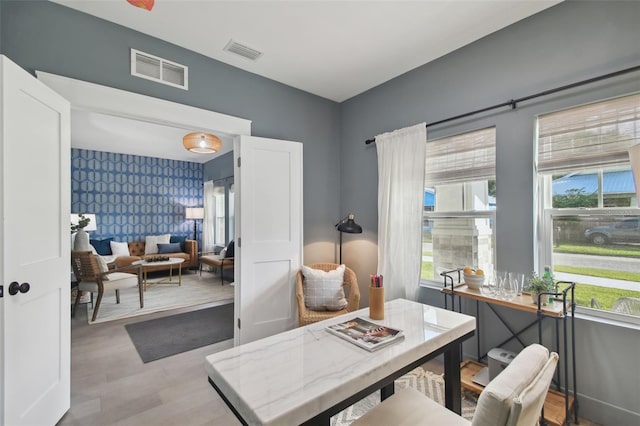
[126,0,155,11]
[183,132,222,154]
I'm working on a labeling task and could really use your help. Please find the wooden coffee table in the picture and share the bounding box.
[132,257,185,291]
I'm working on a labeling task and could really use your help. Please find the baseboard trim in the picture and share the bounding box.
[556,391,638,425]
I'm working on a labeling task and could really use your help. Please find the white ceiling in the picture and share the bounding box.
[51,0,562,162]
[71,110,235,163]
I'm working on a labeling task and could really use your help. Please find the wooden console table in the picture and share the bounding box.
[441,269,578,426]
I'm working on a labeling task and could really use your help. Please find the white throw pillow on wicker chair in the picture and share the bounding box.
[302,264,348,311]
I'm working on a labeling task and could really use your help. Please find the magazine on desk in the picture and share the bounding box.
[326,317,404,351]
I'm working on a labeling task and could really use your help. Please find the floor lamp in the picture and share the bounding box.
[185,207,204,241]
[335,213,362,264]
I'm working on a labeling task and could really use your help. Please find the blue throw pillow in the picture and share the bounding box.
[90,238,114,256]
[170,235,187,251]
[157,242,182,254]
[225,240,234,258]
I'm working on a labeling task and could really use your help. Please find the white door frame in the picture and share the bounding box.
[35,71,252,155]
[35,72,253,346]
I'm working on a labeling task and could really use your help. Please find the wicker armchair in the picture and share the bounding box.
[295,263,360,326]
[71,250,143,322]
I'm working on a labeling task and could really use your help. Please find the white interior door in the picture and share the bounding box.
[0,55,71,425]
[234,135,303,344]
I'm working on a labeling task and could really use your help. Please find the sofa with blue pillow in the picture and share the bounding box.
[91,234,198,273]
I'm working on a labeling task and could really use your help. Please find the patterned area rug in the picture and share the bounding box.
[331,367,477,425]
[85,271,234,324]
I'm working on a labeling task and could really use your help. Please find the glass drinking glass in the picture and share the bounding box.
[480,270,496,297]
[509,272,525,296]
[503,273,518,301]
[494,270,506,299]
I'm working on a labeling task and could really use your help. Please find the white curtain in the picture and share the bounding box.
[376,123,426,301]
[203,180,215,253]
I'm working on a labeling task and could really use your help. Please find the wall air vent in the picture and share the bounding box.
[131,48,188,90]
[223,39,263,61]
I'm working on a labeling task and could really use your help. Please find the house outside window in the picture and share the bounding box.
[422,127,496,284]
[537,92,640,322]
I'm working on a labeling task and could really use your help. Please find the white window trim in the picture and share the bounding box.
[425,211,495,219]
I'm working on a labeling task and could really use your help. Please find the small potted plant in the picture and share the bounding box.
[526,272,554,305]
[71,214,92,251]
[70,214,91,232]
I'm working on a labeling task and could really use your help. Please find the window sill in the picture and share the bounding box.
[574,306,640,330]
[420,280,444,290]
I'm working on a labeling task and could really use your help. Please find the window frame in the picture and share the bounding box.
[539,206,640,324]
[421,126,497,286]
[537,160,639,324]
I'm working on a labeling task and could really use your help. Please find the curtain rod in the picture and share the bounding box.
[364,63,640,145]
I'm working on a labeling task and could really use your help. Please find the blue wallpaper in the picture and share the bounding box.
[71,149,204,244]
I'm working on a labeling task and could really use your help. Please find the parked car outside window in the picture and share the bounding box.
[584,218,640,245]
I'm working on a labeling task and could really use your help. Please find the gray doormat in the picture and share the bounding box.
[125,303,234,363]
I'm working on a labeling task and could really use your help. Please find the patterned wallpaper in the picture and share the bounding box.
[71,149,204,244]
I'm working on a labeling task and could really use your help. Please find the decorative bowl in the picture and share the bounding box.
[463,273,485,290]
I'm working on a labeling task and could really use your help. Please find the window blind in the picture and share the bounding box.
[538,92,640,173]
[424,127,496,185]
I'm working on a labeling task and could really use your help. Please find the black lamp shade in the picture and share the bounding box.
[337,218,362,234]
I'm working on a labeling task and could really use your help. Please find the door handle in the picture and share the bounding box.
[8,281,30,296]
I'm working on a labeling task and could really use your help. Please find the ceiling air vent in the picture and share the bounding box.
[131,48,188,90]
[223,39,263,61]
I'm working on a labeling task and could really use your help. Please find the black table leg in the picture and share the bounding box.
[444,344,462,414]
[381,382,395,400]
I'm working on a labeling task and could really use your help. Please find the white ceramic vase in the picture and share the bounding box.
[73,228,90,251]
[530,292,549,306]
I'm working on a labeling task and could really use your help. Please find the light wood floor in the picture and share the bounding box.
[59,300,598,426]
[58,299,241,426]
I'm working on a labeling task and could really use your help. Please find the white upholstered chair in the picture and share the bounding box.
[71,250,144,322]
[352,343,558,426]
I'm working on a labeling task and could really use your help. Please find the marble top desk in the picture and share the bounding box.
[205,298,476,425]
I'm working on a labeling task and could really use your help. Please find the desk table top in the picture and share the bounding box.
[205,298,475,426]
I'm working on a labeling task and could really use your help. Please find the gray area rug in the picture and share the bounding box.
[331,367,477,425]
[125,303,234,363]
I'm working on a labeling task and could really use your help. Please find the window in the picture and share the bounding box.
[203,177,235,252]
[422,127,496,284]
[537,93,640,321]
[213,184,226,246]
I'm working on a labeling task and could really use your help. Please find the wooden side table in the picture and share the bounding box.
[440,269,578,426]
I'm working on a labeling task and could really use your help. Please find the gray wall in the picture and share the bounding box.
[341,1,640,424]
[204,151,234,183]
[3,0,640,423]
[0,0,341,264]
